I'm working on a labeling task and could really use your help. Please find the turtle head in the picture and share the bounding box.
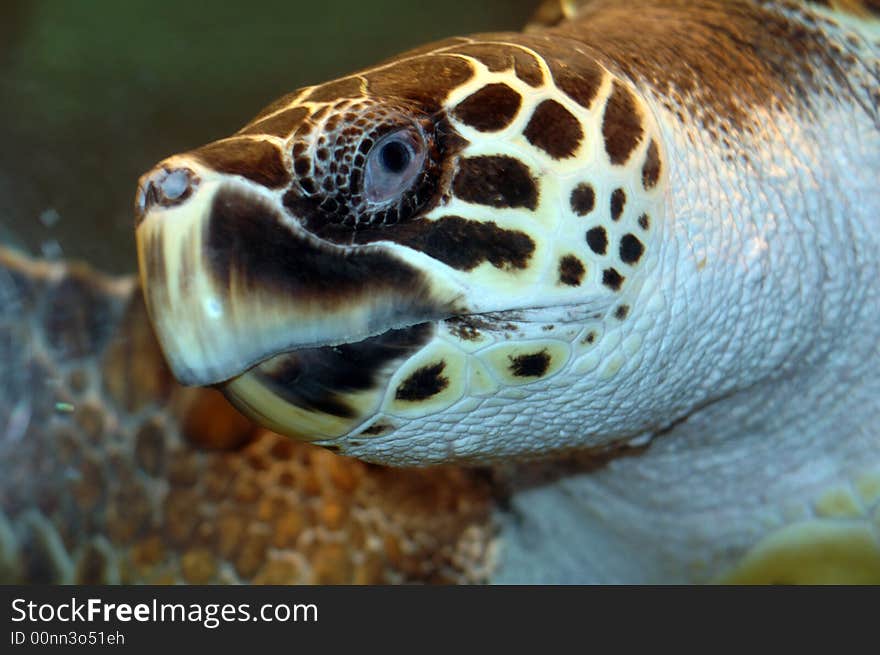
[135,36,666,463]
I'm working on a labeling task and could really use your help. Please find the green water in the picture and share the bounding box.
[0,0,535,273]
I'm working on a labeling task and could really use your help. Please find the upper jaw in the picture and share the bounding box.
[134,160,464,386]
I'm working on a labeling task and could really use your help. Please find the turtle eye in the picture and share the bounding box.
[363,129,425,204]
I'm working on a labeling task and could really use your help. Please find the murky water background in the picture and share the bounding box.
[0,0,536,584]
[1,0,535,272]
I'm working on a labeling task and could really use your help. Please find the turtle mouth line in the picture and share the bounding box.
[218,320,437,440]
[137,179,463,388]
[227,320,435,414]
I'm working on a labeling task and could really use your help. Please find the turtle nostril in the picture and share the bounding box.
[134,166,200,224]
[161,168,193,200]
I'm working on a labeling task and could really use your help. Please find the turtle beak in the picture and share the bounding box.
[134,154,462,388]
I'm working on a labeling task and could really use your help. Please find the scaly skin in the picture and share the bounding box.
[0,248,496,584]
[17,1,876,582]
[495,0,880,582]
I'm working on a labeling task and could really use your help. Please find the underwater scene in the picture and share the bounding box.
[2,0,879,586]
[0,0,534,584]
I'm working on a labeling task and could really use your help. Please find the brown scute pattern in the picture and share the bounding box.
[0,249,497,584]
[586,226,608,255]
[446,42,545,87]
[543,0,859,132]
[395,361,450,402]
[207,187,434,312]
[602,81,644,165]
[638,213,650,230]
[303,76,364,103]
[641,140,661,190]
[192,138,290,189]
[283,98,453,237]
[558,255,585,287]
[508,350,551,378]
[610,188,626,221]
[364,55,474,111]
[452,155,538,210]
[549,57,604,109]
[248,90,306,123]
[523,99,584,159]
[570,183,596,216]
[452,83,522,132]
[238,106,310,139]
[602,267,625,291]
[359,215,536,273]
[619,233,645,265]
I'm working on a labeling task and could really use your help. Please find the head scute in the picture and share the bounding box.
[135,22,669,458]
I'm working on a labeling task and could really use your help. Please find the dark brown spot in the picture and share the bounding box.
[395,361,449,401]
[602,81,644,165]
[638,213,650,230]
[210,187,433,309]
[303,76,364,103]
[620,234,645,265]
[365,55,474,111]
[293,157,310,176]
[359,215,535,273]
[586,226,608,255]
[614,305,630,320]
[602,268,625,291]
[449,43,544,86]
[509,350,551,378]
[570,183,596,216]
[610,188,626,221]
[548,1,851,133]
[193,138,290,189]
[238,106,309,138]
[523,99,583,159]
[238,324,434,418]
[361,423,391,435]
[452,155,538,210]
[642,139,661,189]
[558,255,585,286]
[550,59,604,109]
[445,317,484,341]
[452,83,522,132]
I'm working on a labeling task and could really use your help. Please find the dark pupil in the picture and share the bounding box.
[379,140,410,174]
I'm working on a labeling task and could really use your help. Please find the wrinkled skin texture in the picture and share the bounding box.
[136,1,880,582]
[4,1,878,583]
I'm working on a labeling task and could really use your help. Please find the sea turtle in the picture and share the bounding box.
[0,246,496,584]
[3,0,879,583]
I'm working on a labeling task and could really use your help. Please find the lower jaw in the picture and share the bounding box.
[220,321,436,441]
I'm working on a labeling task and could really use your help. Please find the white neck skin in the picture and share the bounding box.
[493,16,880,582]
